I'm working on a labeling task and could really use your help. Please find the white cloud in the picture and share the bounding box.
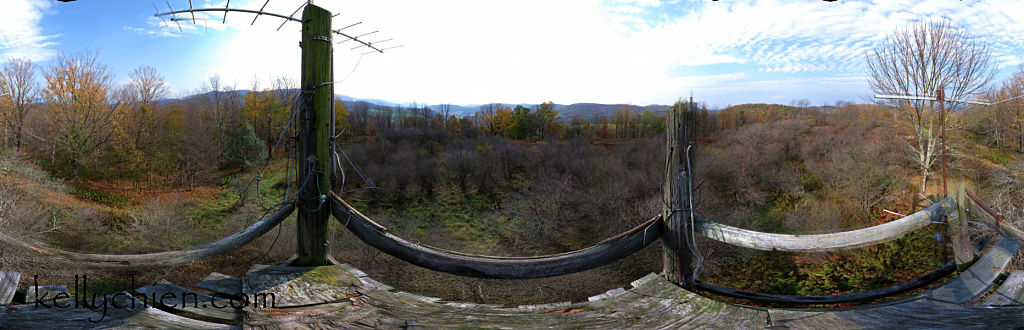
[154,0,1024,106]
[0,0,59,61]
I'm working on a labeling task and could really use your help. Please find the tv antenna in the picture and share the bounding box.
[153,0,401,266]
[153,1,402,54]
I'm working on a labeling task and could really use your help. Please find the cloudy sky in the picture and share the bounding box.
[1,0,1023,108]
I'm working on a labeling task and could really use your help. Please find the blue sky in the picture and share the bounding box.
[2,0,1023,108]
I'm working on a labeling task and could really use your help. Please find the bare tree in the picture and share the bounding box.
[866,19,997,196]
[1004,67,1024,150]
[127,65,170,107]
[0,58,38,151]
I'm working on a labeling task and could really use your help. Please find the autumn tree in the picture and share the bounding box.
[334,97,350,138]
[43,50,121,175]
[0,58,37,151]
[614,105,633,138]
[112,65,171,183]
[866,19,996,196]
[477,103,511,136]
[242,79,281,155]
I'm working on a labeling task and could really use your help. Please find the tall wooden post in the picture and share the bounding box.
[663,100,695,289]
[952,184,975,270]
[941,88,972,270]
[295,4,333,266]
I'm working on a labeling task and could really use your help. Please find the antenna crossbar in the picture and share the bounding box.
[333,30,383,53]
[156,2,398,54]
[156,8,302,24]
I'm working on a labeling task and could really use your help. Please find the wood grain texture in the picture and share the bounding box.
[294,2,333,267]
[0,293,232,329]
[694,197,955,252]
[0,271,18,305]
[925,237,1018,304]
[196,272,243,296]
[984,272,1024,306]
[137,280,241,321]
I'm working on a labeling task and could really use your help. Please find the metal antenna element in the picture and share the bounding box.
[152,2,170,28]
[155,1,400,55]
[252,0,270,25]
[336,21,362,31]
[351,38,391,50]
[188,0,195,24]
[166,1,182,32]
[278,2,307,30]
[363,45,403,56]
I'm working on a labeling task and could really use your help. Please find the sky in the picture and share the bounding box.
[1,0,1023,109]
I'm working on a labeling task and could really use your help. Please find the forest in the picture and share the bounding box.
[1,45,1024,305]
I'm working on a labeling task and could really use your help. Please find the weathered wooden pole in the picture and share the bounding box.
[952,184,975,270]
[663,100,695,289]
[295,4,333,266]
[939,88,972,269]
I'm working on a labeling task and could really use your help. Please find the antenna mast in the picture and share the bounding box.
[155,1,400,266]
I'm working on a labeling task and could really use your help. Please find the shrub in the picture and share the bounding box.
[224,123,267,170]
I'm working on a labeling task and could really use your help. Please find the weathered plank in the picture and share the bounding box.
[137,280,241,321]
[0,271,18,305]
[0,203,293,269]
[331,194,664,279]
[24,285,68,304]
[196,272,243,296]
[771,298,1024,328]
[0,293,232,329]
[924,237,1019,304]
[984,271,1024,306]
[839,299,1024,328]
[695,197,955,252]
[241,265,362,307]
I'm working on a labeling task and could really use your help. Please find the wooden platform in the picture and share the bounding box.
[3,261,1024,328]
[923,237,1019,304]
[984,271,1024,306]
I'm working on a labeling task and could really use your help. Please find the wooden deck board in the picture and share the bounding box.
[196,272,243,296]
[924,237,1019,304]
[984,271,1024,306]
[136,280,242,321]
[241,265,362,308]
[0,271,19,305]
[0,293,234,329]
[4,262,1023,328]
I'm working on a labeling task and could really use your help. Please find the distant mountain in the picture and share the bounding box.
[163,90,675,122]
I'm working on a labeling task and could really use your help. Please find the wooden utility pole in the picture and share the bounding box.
[663,100,696,289]
[295,4,333,266]
[939,88,972,269]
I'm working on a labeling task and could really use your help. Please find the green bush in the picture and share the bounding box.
[71,186,130,207]
[224,123,267,170]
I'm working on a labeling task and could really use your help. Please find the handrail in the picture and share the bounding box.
[694,197,955,252]
[0,203,295,269]
[330,193,663,279]
[963,189,1024,245]
[695,260,957,304]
